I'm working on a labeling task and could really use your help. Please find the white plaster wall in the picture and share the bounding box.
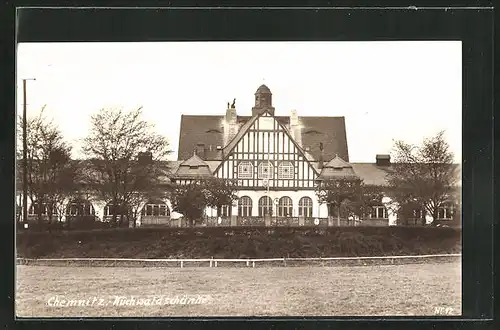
[382,196,399,226]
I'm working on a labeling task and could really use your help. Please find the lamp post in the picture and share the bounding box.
[22,78,36,223]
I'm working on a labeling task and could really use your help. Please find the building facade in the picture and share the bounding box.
[17,84,460,228]
[168,84,460,227]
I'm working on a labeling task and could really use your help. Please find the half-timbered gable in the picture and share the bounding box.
[215,111,319,190]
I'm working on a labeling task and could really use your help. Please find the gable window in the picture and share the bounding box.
[258,161,274,179]
[298,197,313,218]
[278,196,293,217]
[258,196,273,217]
[278,161,294,179]
[238,161,253,179]
[370,206,388,219]
[238,196,253,217]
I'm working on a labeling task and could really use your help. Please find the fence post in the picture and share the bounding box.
[283,257,287,267]
[252,261,255,268]
[246,259,250,267]
[180,260,184,268]
[210,257,213,268]
[215,260,218,268]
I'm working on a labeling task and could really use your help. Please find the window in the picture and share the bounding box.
[258,161,274,179]
[298,197,313,218]
[278,161,294,179]
[370,206,388,219]
[29,202,55,216]
[238,161,253,179]
[258,196,273,216]
[238,196,253,217]
[104,203,128,216]
[437,203,454,219]
[141,201,169,216]
[66,200,95,216]
[278,196,293,217]
[412,209,424,219]
[221,205,231,217]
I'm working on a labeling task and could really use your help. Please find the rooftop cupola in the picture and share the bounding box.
[252,84,275,116]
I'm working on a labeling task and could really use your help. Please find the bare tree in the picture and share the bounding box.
[82,107,171,227]
[316,178,384,223]
[204,178,238,218]
[17,108,78,227]
[386,131,459,226]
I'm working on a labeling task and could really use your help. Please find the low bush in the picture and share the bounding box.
[16,226,461,259]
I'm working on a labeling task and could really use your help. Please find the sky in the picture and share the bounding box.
[16,41,462,163]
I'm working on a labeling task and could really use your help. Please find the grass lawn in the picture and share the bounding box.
[16,261,461,317]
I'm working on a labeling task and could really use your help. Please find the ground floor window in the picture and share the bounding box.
[437,203,454,219]
[370,206,388,219]
[141,200,169,216]
[278,196,293,217]
[29,201,55,216]
[298,196,313,217]
[221,205,231,217]
[412,209,424,219]
[238,196,253,217]
[258,196,273,216]
[66,200,95,216]
[104,203,129,216]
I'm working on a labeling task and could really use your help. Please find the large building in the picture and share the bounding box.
[168,84,459,227]
[18,84,459,228]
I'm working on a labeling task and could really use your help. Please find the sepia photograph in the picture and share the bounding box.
[15,40,462,317]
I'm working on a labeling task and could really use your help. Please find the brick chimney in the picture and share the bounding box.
[376,154,391,166]
[290,109,302,146]
[318,142,324,169]
[224,101,238,145]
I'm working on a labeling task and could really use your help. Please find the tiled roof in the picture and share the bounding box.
[223,116,259,155]
[318,155,360,180]
[351,163,393,186]
[178,114,348,162]
[177,115,225,161]
[256,84,271,93]
[172,153,214,179]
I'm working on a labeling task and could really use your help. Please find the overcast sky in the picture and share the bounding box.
[16,41,462,163]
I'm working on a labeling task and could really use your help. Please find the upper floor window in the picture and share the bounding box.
[238,161,253,179]
[258,161,274,179]
[278,161,294,179]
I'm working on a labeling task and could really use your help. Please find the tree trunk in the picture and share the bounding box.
[337,205,340,227]
[431,208,439,226]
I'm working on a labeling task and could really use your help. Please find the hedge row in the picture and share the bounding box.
[16,226,461,259]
